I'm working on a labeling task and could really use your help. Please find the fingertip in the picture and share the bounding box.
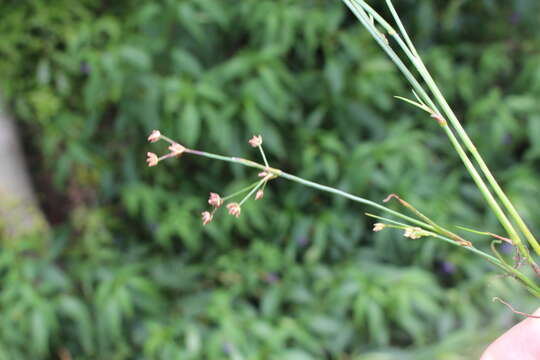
[481,307,540,360]
[480,350,495,360]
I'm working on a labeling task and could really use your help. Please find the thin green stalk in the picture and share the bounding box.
[239,178,267,206]
[346,0,540,294]
[366,213,500,264]
[346,0,535,263]
[186,149,268,171]
[384,0,418,58]
[382,0,540,257]
[222,180,262,201]
[382,194,471,246]
[344,1,435,111]
[367,213,540,296]
[278,171,434,230]
[258,145,269,167]
[155,140,540,296]
[527,286,540,300]
[184,147,432,230]
[415,49,540,257]
[159,134,176,144]
[442,124,530,258]
[192,148,520,259]
[490,240,510,267]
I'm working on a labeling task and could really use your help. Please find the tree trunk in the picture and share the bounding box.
[0,95,48,239]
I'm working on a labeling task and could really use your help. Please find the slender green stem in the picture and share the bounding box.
[443,124,526,253]
[375,218,537,294]
[527,286,540,299]
[258,145,269,167]
[186,149,267,171]
[193,140,521,252]
[384,0,418,58]
[366,213,499,264]
[222,180,261,201]
[156,1,540,297]
[346,0,537,264]
[381,0,540,258]
[183,147,432,230]
[278,171,433,230]
[415,50,540,257]
[159,134,176,144]
[157,143,540,296]
[383,194,471,246]
[367,214,540,296]
[344,1,436,112]
[239,177,267,206]
[490,240,510,267]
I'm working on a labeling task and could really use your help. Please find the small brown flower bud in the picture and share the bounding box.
[226,203,241,218]
[255,190,264,200]
[404,227,425,240]
[248,135,263,147]
[201,211,213,225]
[168,143,186,157]
[147,130,161,143]
[208,193,224,208]
[146,152,159,167]
[430,113,446,126]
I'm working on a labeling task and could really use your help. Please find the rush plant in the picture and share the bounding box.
[147,0,540,310]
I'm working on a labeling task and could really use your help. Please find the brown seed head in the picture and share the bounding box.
[208,193,224,208]
[201,211,213,225]
[146,152,159,167]
[404,227,425,240]
[226,203,241,218]
[147,130,161,143]
[168,143,186,157]
[248,135,263,147]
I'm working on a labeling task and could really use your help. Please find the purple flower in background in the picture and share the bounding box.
[222,343,233,355]
[80,61,91,74]
[510,12,522,25]
[147,223,158,233]
[296,236,309,247]
[501,133,513,145]
[500,241,513,255]
[264,272,279,284]
[501,133,513,146]
[440,261,456,275]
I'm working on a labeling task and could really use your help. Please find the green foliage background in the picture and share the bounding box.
[1,0,540,358]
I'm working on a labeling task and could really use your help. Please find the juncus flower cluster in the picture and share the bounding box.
[145,129,186,167]
[248,135,262,147]
[147,131,275,226]
[403,227,427,240]
[144,0,540,317]
[208,193,224,208]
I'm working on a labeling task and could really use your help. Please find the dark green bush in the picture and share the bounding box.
[1,0,539,358]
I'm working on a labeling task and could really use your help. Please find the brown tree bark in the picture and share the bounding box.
[0,95,48,239]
